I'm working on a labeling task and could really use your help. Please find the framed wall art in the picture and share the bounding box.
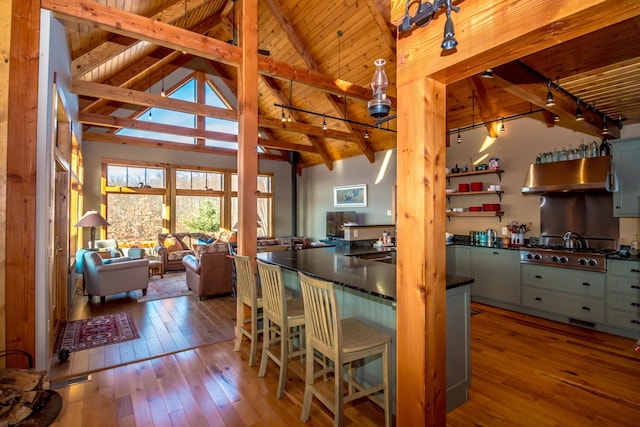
[333,184,367,207]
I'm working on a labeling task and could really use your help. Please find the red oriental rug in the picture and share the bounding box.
[53,312,140,354]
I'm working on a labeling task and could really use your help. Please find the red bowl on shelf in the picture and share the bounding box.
[458,183,470,192]
[470,182,483,191]
[468,206,482,212]
[482,203,501,211]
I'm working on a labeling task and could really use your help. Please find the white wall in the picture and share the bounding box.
[298,120,640,246]
[298,149,397,240]
[81,141,294,239]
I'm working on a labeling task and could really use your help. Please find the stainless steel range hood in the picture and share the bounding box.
[522,156,612,195]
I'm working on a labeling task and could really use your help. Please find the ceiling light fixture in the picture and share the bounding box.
[457,130,462,144]
[364,126,369,139]
[276,103,397,134]
[368,59,392,119]
[281,106,286,122]
[545,80,555,107]
[575,98,584,121]
[441,1,458,50]
[322,115,327,130]
[160,60,166,97]
[399,0,460,50]
[480,69,493,79]
[500,118,506,133]
[554,114,560,123]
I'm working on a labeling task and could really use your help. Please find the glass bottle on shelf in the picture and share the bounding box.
[599,139,611,156]
[590,141,598,157]
[559,147,568,161]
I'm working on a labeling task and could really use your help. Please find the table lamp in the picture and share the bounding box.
[74,210,109,249]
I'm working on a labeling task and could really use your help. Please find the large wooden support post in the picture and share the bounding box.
[4,0,39,367]
[237,0,258,259]
[396,77,447,426]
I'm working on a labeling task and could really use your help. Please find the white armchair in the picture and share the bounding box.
[83,251,149,303]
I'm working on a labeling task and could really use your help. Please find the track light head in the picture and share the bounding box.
[575,99,584,121]
[281,107,286,122]
[545,80,555,107]
[480,69,494,79]
[500,118,505,133]
[441,11,458,50]
[322,115,327,131]
[457,131,462,144]
[364,127,369,139]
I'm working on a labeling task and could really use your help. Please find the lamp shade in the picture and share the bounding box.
[74,210,109,228]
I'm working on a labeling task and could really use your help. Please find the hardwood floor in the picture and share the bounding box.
[49,287,640,426]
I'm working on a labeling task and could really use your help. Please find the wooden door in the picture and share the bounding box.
[51,163,69,352]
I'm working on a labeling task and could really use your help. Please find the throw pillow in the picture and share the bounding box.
[216,228,237,243]
[197,237,216,245]
[163,236,183,252]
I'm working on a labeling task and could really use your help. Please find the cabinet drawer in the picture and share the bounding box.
[607,292,640,312]
[606,308,640,332]
[522,286,605,323]
[607,260,640,278]
[608,275,640,296]
[521,265,605,298]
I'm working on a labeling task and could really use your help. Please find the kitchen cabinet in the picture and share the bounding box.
[605,259,640,332]
[521,264,605,323]
[612,137,640,217]
[471,247,520,305]
[446,245,472,277]
[446,169,505,220]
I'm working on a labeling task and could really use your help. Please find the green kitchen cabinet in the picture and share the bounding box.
[606,259,640,333]
[471,247,520,305]
[454,246,472,277]
[612,137,640,217]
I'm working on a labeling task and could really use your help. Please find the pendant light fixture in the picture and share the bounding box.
[322,115,327,130]
[148,70,152,120]
[500,117,505,133]
[364,126,369,139]
[457,130,462,144]
[160,59,166,97]
[601,114,610,136]
[480,69,493,79]
[441,1,458,50]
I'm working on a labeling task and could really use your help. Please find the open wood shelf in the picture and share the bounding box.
[446,211,504,221]
[446,169,504,179]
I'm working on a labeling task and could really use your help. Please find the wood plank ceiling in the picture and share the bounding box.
[58,0,640,169]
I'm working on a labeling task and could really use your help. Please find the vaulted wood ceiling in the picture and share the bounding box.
[49,0,640,169]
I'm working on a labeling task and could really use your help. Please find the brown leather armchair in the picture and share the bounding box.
[182,252,233,300]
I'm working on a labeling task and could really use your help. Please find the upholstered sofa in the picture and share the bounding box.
[181,242,233,299]
[155,232,216,272]
[82,251,149,303]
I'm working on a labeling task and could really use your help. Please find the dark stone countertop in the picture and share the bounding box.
[257,246,473,302]
[607,253,640,262]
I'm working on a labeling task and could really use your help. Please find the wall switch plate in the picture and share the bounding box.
[502,227,508,236]
[387,210,392,216]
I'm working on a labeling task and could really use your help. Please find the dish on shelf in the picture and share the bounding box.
[469,206,482,212]
[458,183,470,192]
[445,188,457,193]
[470,182,483,191]
[482,203,501,211]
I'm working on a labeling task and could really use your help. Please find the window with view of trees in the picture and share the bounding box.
[104,162,274,245]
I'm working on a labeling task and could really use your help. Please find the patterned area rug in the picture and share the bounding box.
[53,312,139,353]
[137,271,192,302]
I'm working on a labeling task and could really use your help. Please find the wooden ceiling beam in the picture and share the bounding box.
[492,61,620,139]
[258,116,361,143]
[364,0,397,55]
[71,79,237,121]
[82,132,286,161]
[77,112,239,142]
[42,0,397,107]
[71,0,220,79]
[467,77,499,138]
[259,139,318,153]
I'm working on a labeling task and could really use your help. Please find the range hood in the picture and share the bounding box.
[522,156,612,195]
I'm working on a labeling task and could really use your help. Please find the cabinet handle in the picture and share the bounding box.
[581,282,591,287]
[535,297,542,301]
[535,275,542,279]
[493,252,499,255]
[581,306,591,311]
[631,269,640,273]
[631,302,640,307]
[631,320,640,325]
[632,285,640,290]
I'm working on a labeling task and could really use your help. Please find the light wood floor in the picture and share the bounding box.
[49,289,640,426]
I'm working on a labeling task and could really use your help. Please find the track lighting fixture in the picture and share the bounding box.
[160,59,166,97]
[441,1,458,50]
[554,114,560,123]
[545,80,555,107]
[457,130,462,144]
[480,69,494,79]
[148,110,152,120]
[364,127,369,139]
[575,99,584,121]
[500,118,505,133]
[281,106,286,122]
[322,115,327,130]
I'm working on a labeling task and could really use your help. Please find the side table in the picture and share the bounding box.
[148,259,164,278]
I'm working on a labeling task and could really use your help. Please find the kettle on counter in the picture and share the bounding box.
[486,229,498,247]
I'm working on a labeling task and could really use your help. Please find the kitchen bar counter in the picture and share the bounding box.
[258,246,473,413]
[258,246,473,301]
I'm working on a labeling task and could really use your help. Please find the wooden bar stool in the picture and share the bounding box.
[298,272,392,427]
[257,260,305,399]
[232,255,263,366]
